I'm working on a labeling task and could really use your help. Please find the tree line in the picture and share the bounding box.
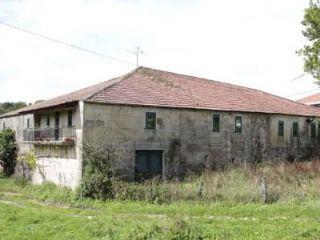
[0,102,27,115]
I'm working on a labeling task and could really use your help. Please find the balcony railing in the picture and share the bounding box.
[23,127,76,143]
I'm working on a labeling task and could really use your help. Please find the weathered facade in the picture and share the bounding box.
[0,103,83,189]
[1,67,320,188]
[83,103,319,180]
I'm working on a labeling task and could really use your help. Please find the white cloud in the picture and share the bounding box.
[0,0,318,103]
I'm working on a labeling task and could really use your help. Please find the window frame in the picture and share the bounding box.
[145,112,156,129]
[278,120,284,137]
[234,116,243,133]
[213,113,220,132]
[292,121,299,137]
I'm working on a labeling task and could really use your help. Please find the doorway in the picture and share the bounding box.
[135,150,163,181]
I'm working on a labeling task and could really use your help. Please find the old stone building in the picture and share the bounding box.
[1,67,320,188]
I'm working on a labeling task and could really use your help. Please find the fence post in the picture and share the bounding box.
[260,177,268,204]
[198,181,204,198]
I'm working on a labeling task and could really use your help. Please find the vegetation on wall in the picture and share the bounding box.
[299,0,320,80]
[0,128,17,176]
[0,102,27,115]
[19,149,37,170]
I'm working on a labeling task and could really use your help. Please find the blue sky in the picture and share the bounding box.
[0,0,318,103]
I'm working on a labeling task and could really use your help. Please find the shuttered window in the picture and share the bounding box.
[145,112,156,129]
[278,121,284,137]
[213,114,220,132]
[235,116,242,133]
[292,122,298,137]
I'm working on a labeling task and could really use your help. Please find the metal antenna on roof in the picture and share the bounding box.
[126,46,143,68]
[134,46,144,68]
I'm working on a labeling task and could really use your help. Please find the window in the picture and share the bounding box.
[145,112,156,129]
[213,114,220,132]
[27,119,30,129]
[2,122,5,131]
[235,116,242,133]
[278,121,284,137]
[68,110,73,128]
[46,116,50,127]
[311,122,316,138]
[318,123,320,138]
[292,122,299,137]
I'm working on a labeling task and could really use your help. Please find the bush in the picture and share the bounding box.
[0,128,18,176]
[77,142,129,200]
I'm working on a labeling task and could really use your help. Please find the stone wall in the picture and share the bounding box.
[83,103,320,180]
[0,103,83,189]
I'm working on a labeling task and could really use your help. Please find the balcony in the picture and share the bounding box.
[23,127,76,145]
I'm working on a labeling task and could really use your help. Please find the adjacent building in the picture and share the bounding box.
[298,92,320,107]
[1,67,320,189]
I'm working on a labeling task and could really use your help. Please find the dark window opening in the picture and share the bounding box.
[27,119,30,129]
[311,123,316,138]
[68,110,73,128]
[135,150,163,181]
[235,116,242,133]
[318,123,320,138]
[292,122,299,137]
[46,116,50,127]
[278,121,284,137]
[145,112,156,129]
[213,114,220,132]
[2,122,5,130]
[54,112,60,140]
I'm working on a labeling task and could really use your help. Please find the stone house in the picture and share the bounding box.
[1,67,320,189]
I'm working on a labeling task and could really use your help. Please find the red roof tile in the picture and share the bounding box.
[1,67,320,118]
[88,67,320,117]
[297,92,320,105]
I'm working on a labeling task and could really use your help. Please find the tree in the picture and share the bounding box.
[0,102,27,115]
[0,129,18,176]
[299,0,320,80]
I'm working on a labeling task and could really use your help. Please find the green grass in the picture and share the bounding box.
[1,177,320,239]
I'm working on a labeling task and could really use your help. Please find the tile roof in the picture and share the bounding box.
[1,67,320,118]
[0,74,125,118]
[297,92,320,105]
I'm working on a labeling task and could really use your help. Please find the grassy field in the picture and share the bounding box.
[1,173,320,240]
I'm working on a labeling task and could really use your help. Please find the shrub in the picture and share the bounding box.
[0,128,18,176]
[77,142,130,200]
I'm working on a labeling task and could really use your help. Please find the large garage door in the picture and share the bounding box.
[135,150,163,181]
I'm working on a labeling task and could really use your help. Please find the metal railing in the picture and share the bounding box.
[23,127,76,142]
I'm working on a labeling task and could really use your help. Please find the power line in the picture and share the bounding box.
[0,20,135,66]
[290,73,307,82]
